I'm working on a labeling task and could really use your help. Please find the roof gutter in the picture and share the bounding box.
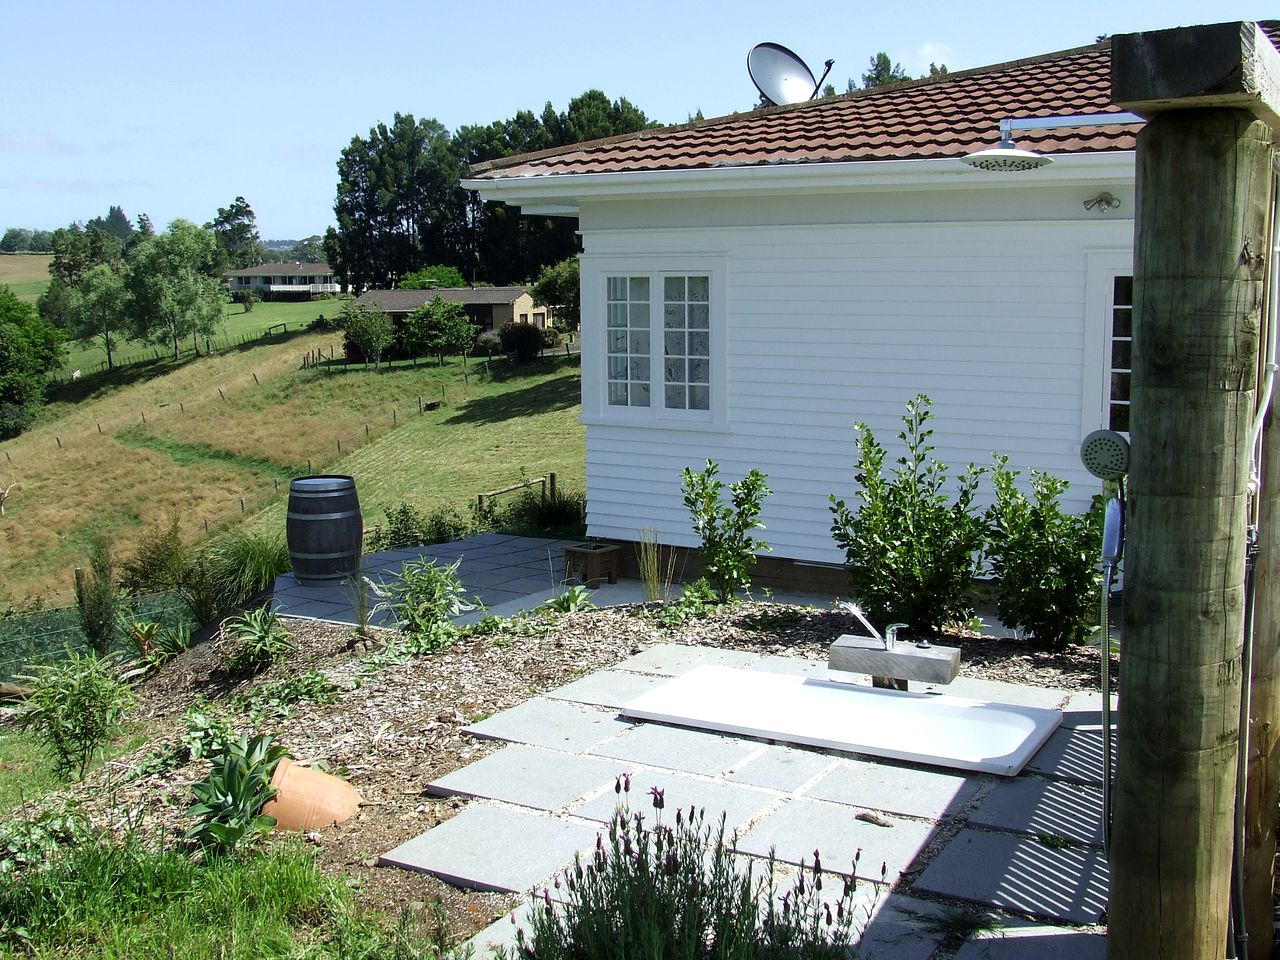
[461,152,1137,215]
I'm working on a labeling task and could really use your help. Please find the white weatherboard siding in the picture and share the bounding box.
[579,209,1134,564]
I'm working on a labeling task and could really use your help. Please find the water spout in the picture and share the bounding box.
[838,602,901,650]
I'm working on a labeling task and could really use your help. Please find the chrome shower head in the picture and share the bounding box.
[1080,429,1130,481]
[961,141,1052,172]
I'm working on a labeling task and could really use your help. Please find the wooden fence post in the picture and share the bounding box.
[1110,22,1279,959]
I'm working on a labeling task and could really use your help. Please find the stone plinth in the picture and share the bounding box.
[828,634,961,686]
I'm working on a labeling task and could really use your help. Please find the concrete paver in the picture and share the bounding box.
[968,776,1104,847]
[544,669,668,708]
[727,743,835,792]
[379,803,598,893]
[733,797,936,884]
[914,828,1108,925]
[954,924,1107,959]
[1022,726,1110,786]
[614,644,763,676]
[426,744,625,812]
[921,675,1067,709]
[807,758,983,820]
[588,721,761,776]
[464,698,633,753]
[571,768,780,834]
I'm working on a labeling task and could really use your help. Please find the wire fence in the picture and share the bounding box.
[0,592,192,684]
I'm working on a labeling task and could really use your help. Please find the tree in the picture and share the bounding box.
[340,302,395,367]
[925,62,949,78]
[84,205,134,242]
[0,287,64,438]
[64,263,127,371]
[28,230,53,253]
[290,235,326,263]
[125,220,224,361]
[0,228,32,253]
[403,297,476,365]
[531,258,580,331]
[208,196,263,269]
[860,52,911,89]
[400,264,466,289]
[50,224,122,285]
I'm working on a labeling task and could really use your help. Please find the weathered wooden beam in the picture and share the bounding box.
[1106,107,1269,960]
[1113,21,1280,131]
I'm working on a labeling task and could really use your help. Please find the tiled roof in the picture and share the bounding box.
[354,287,529,313]
[226,262,332,277]
[470,26,1277,180]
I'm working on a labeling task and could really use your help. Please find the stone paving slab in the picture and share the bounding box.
[1060,690,1119,729]
[954,924,1107,959]
[1022,726,1111,786]
[733,798,935,884]
[727,743,835,792]
[968,776,1104,847]
[572,768,780,834]
[913,828,1109,925]
[749,654,830,678]
[615,644,762,676]
[807,758,983,820]
[379,803,597,893]
[588,721,761,776]
[857,894,949,960]
[464,698,633,753]
[544,670,668,708]
[426,744,626,812]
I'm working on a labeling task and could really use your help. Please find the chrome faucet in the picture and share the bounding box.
[885,623,908,651]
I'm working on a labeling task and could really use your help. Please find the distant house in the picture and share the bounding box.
[225,263,340,300]
[459,31,1177,579]
[352,286,552,332]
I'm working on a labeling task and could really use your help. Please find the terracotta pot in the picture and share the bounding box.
[262,758,362,831]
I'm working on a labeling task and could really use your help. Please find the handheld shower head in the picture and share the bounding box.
[1080,429,1130,482]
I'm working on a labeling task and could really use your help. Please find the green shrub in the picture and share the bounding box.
[119,515,188,594]
[120,617,190,669]
[17,652,134,780]
[475,330,503,356]
[180,701,239,762]
[538,585,596,615]
[499,320,544,361]
[655,577,722,629]
[497,485,586,539]
[223,606,295,674]
[185,733,289,854]
[0,807,93,877]
[73,537,119,655]
[204,528,292,606]
[987,457,1103,650]
[234,670,342,720]
[511,786,868,960]
[540,326,563,349]
[682,460,772,603]
[377,557,475,642]
[829,395,986,637]
[366,501,471,551]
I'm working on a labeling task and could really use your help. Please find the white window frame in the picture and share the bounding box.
[1082,249,1134,434]
[580,254,729,430]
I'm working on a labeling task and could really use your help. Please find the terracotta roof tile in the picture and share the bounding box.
[470,23,1280,182]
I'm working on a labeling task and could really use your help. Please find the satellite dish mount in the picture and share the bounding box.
[748,42,834,106]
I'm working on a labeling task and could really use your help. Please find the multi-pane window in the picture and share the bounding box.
[662,276,711,411]
[1109,276,1132,433]
[606,276,651,407]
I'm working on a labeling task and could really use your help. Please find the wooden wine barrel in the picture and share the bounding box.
[286,476,363,585]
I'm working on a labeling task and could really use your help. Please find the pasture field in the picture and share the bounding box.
[0,252,52,301]
[1,333,584,605]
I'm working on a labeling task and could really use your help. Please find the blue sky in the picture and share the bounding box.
[1,2,1269,240]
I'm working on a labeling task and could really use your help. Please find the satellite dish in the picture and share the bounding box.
[748,42,834,106]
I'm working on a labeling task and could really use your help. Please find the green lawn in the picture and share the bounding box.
[0,729,60,813]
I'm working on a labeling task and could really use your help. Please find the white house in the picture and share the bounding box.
[225,262,340,300]
[462,34,1188,574]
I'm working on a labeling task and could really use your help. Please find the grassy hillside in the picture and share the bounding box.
[0,253,52,302]
[1,335,584,605]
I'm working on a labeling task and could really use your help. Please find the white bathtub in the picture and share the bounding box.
[620,665,1061,777]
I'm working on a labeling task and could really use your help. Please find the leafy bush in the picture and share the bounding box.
[499,320,544,361]
[510,785,869,960]
[232,289,257,312]
[475,329,503,356]
[234,670,342,720]
[829,395,986,637]
[120,617,190,669]
[682,460,772,603]
[497,485,586,539]
[538,585,596,615]
[540,326,563,349]
[180,701,239,762]
[176,528,292,625]
[0,807,93,877]
[18,652,134,780]
[119,514,188,594]
[377,558,476,641]
[223,606,295,674]
[73,537,118,655]
[655,578,723,629]
[987,457,1103,649]
[366,501,471,551]
[0,401,33,441]
[185,733,289,854]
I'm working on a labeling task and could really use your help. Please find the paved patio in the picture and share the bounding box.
[271,535,1110,958]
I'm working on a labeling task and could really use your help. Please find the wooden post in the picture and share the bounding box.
[1111,22,1277,960]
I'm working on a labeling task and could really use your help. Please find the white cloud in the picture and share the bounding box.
[909,40,959,76]
[0,132,81,156]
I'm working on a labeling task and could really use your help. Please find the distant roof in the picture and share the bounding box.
[354,287,530,313]
[226,262,332,277]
